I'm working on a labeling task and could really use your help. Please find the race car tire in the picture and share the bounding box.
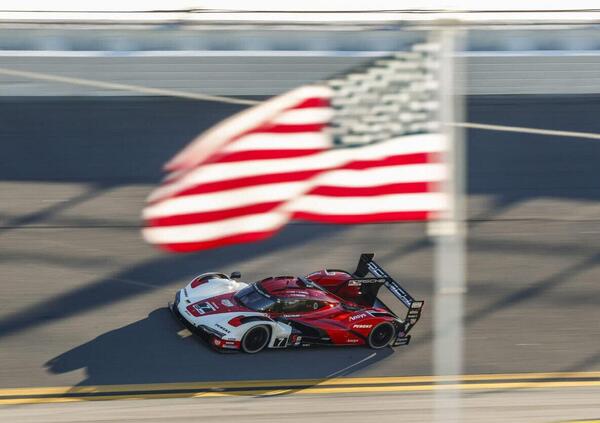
[241,325,270,353]
[368,322,396,349]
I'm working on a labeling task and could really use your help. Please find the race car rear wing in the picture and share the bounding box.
[352,253,424,334]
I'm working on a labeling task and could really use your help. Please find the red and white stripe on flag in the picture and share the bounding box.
[142,85,447,252]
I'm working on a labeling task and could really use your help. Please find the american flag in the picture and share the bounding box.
[143,46,448,252]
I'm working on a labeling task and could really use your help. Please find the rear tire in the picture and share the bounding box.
[241,325,270,353]
[368,322,396,349]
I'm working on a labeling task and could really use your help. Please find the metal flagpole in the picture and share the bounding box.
[429,28,467,423]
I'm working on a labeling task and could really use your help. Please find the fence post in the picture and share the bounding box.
[429,28,467,423]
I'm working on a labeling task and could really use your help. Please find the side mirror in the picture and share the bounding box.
[230,271,241,279]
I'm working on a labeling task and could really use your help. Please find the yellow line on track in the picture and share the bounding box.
[0,372,598,405]
[2,371,598,396]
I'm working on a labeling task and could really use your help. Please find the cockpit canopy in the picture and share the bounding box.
[234,276,340,313]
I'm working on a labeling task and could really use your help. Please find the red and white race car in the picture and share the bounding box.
[170,253,423,353]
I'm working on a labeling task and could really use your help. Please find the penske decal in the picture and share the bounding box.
[353,324,373,329]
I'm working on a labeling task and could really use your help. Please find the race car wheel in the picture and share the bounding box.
[241,326,270,353]
[368,322,396,349]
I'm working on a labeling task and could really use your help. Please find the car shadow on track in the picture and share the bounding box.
[45,307,394,387]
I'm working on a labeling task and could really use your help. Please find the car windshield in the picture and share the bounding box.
[234,285,278,312]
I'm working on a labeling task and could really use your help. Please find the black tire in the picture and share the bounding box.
[241,325,270,353]
[368,322,396,349]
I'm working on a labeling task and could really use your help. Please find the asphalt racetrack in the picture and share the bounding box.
[0,95,599,420]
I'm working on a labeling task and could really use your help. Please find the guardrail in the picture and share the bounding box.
[2,5,600,25]
[1,28,599,52]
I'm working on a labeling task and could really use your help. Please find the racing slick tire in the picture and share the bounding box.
[367,322,396,349]
[241,325,270,353]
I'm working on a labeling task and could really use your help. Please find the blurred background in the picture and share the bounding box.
[0,2,599,422]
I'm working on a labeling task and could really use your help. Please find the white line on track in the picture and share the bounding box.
[326,352,377,378]
[450,121,600,140]
[0,67,259,106]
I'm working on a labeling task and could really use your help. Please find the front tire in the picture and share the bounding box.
[241,325,270,353]
[368,322,396,349]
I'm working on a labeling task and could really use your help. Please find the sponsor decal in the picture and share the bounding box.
[348,339,359,343]
[215,323,231,333]
[349,313,367,321]
[348,278,386,286]
[353,324,373,329]
[221,299,234,307]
